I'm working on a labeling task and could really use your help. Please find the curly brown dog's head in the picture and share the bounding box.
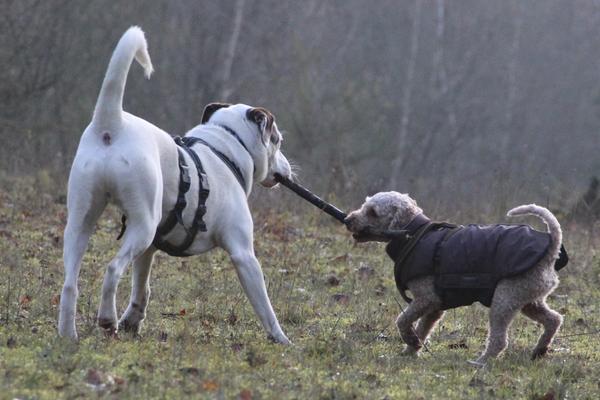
[344,191,423,241]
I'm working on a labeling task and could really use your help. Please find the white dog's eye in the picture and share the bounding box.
[270,134,280,145]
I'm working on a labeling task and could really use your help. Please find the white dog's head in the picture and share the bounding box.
[345,191,423,241]
[201,103,291,187]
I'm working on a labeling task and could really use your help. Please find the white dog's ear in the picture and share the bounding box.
[247,107,274,144]
[202,102,231,124]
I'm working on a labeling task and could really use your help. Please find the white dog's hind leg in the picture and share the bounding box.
[118,247,156,333]
[59,186,106,339]
[97,217,156,334]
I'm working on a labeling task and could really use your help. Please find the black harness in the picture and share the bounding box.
[119,125,253,257]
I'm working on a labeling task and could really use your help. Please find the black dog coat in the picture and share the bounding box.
[385,214,568,310]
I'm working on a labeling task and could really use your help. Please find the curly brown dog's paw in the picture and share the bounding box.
[531,346,549,360]
[400,346,421,357]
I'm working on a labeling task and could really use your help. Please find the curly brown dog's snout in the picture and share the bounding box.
[343,213,359,231]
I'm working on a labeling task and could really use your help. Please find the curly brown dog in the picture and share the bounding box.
[345,192,564,366]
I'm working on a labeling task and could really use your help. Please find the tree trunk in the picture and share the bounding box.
[389,0,422,187]
[500,0,522,170]
[219,0,246,101]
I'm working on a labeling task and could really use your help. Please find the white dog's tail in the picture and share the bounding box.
[93,26,153,126]
[507,204,562,258]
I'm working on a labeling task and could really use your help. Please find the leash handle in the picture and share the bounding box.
[274,173,347,223]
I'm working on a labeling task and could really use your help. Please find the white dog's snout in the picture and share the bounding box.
[274,152,292,178]
[262,151,291,187]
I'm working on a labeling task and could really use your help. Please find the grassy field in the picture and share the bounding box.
[0,177,599,399]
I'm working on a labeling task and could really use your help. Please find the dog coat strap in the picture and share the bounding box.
[387,218,458,303]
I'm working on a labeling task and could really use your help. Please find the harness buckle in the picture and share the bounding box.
[180,164,191,186]
[198,172,209,190]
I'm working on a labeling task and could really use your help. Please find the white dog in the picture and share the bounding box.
[59,27,292,344]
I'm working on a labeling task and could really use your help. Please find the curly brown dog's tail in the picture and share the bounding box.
[507,204,562,259]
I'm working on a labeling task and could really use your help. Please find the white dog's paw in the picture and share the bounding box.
[58,322,78,341]
[118,318,142,335]
[268,333,292,345]
[58,329,78,341]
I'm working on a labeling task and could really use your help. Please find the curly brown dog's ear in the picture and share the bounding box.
[389,194,421,229]
[202,103,231,124]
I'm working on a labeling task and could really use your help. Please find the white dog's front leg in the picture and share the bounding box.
[229,250,291,344]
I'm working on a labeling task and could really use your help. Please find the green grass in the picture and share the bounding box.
[0,178,599,399]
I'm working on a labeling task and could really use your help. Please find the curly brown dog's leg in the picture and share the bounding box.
[521,301,563,359]
[415,310,444,343]
[473,300,520,365]
[396,300,437,355]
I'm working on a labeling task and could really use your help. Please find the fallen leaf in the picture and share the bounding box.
[179,367,203,377]
[85,369,104,386]
[231,343,244,353]
[239,388,252,400]
[201,379,219,391]
[51,294,60,306]
[330,253,349,263]
[179,308,186,316]
[468,377,485,387]
[227,311,238,325]
[52,235,61,247]
[374,284,386,296]
[113,375,126,386]
[535,391,555,400]
[19,294,31,306]
[326,274,340,286]
[448,340,468,349]
[331,293,350,305]
[357,264,375,280]
[245,349,267,367]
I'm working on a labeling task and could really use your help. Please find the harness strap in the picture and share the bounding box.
[152,132,249,257]
[155,148,191,237]
[119,148,191,241]
[215,124,255,173]
[153,138,210,257]
[181,136,247,191]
